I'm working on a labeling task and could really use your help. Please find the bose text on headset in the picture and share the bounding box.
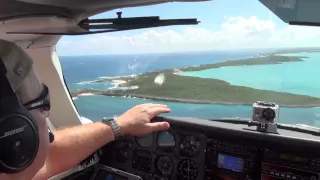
[0,39,54,174]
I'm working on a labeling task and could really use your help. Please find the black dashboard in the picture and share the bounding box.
[65,116,320,180]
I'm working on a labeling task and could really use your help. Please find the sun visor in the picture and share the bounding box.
[259,0,320,27]
[6,15,199,35]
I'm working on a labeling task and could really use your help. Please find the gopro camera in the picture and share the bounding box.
[252,101,279,124]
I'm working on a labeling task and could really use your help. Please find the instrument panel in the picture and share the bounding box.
[99,117,320,180]
[100,129,206,180]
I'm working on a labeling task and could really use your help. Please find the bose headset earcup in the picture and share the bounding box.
[0,59,39,174]
[0,109,39,174]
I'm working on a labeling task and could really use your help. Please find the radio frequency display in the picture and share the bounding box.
[217,154,245,173]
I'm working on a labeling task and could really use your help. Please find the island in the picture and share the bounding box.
[71,54,320,107]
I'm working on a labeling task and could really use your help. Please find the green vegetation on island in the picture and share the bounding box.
[180,55,306,72]
[71,54,320,107]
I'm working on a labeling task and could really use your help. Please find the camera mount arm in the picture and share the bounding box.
[248,121,279,134]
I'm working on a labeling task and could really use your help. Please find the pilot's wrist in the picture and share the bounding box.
[102,116,124,140]
[116,116,129,136]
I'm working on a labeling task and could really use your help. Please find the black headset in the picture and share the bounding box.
[0,58,53,174]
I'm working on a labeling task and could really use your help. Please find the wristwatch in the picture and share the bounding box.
[102,116,122,140]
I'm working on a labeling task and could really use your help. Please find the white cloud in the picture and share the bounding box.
[56,16,320,56]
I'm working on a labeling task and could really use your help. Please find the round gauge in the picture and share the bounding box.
[157,156,174,176]
[178,159,198,180]
[179,136,200,157]
[136,133,153,148]
[157,131,175,148]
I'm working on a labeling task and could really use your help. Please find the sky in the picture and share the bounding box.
[56,0,320,56]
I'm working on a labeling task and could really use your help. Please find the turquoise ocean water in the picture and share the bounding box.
[60,51,320,127]
[180,53,320,97]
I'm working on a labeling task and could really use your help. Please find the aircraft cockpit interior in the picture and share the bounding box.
[61,113,320,180]
[2,0,320,180]
[43,0,320,180]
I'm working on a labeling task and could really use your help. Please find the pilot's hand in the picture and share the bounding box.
[117,103,170,136]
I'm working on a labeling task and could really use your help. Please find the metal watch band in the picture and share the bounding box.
[102,116,122,139]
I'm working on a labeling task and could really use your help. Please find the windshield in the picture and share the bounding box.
[57,0,320,128]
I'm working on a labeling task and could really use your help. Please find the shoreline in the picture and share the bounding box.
[76,55,307,86]
[71,90,320,108]
[71,53,320,108]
